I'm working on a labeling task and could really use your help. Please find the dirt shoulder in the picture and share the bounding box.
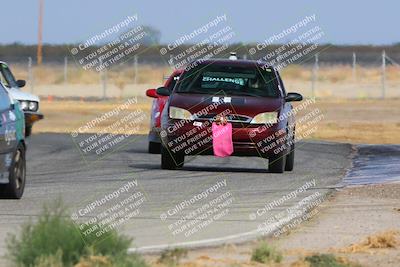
[276,183,400,267]
[144,184,400,267]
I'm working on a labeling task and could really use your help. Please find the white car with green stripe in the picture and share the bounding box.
[0,61,43,137]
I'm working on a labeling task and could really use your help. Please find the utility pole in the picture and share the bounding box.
[37,0,44,65]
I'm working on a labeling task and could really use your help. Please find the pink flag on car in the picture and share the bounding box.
[212,121,233,157]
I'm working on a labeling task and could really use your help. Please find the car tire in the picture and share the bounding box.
[25,125,32,137]
[161,146,184,170]
[148,141,161,154]
[268,152,286,173]
[0,143,26,199]
[285,143,295,171]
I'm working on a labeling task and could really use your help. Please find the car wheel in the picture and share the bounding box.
[25,125,32,137]
[0,143,26,199]
[268,152,286,173]
[148,141,161,154]
[285,143,295,171]
[161,146,184,170]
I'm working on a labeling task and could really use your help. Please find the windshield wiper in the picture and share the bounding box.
[224,91,260,97]
[176,89,211,94]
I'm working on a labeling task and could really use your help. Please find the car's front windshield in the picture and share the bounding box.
[175,64,279,97]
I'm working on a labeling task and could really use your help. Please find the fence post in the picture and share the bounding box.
[352,52,356,81]
[381,50,386,99]
[28,57,34,93]
[311,53,319,98]
[133,55,138,84]
[64,56,68,84]
[100,59,107,100]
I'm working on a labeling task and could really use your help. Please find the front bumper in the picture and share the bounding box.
[161,119,288,158]
[24,111,44,127]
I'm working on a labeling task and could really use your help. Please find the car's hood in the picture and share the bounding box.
[6,87,40,102]
[169,93,282,118]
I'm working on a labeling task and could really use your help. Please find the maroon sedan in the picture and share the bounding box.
[146,69,183,153]
[156,59,302,173]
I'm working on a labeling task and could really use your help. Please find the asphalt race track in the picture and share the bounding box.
[0,133,352,257]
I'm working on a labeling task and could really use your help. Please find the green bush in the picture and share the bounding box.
[251,242,282,264]
[6,199,146,267]
[305,254,356,267]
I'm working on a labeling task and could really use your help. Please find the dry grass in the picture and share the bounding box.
[334,230,399,253]
[290,260,310,267]
[74,255,111,267]
[294,98,400,144]
[10,63,400,86]
[284,65,400,83]
[35,99,152,135]
[11,63,172,85]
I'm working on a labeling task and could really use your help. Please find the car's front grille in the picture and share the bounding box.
[195,113,252,123]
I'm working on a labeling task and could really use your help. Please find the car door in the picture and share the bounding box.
[0,83,18,184]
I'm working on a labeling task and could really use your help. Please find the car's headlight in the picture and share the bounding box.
[250,112,279,124]
[19,101,28,111]
[18,100,38,111]
[28,101,38,111]
[169,106,193,120]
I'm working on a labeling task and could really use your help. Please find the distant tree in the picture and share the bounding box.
[119,25,161,46]
[141,25,161,45]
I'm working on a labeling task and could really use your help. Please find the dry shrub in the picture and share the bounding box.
[157,248,188,266]
[337,230,399,253]
[290,259,311,267]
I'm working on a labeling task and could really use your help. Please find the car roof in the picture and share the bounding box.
[192,58,274,70]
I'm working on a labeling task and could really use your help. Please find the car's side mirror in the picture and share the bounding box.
[156,86,170,96]
[285,92,303,102]
[16,80,26,88]
[146,88,158,98]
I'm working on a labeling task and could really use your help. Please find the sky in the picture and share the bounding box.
[1,0,398,45]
